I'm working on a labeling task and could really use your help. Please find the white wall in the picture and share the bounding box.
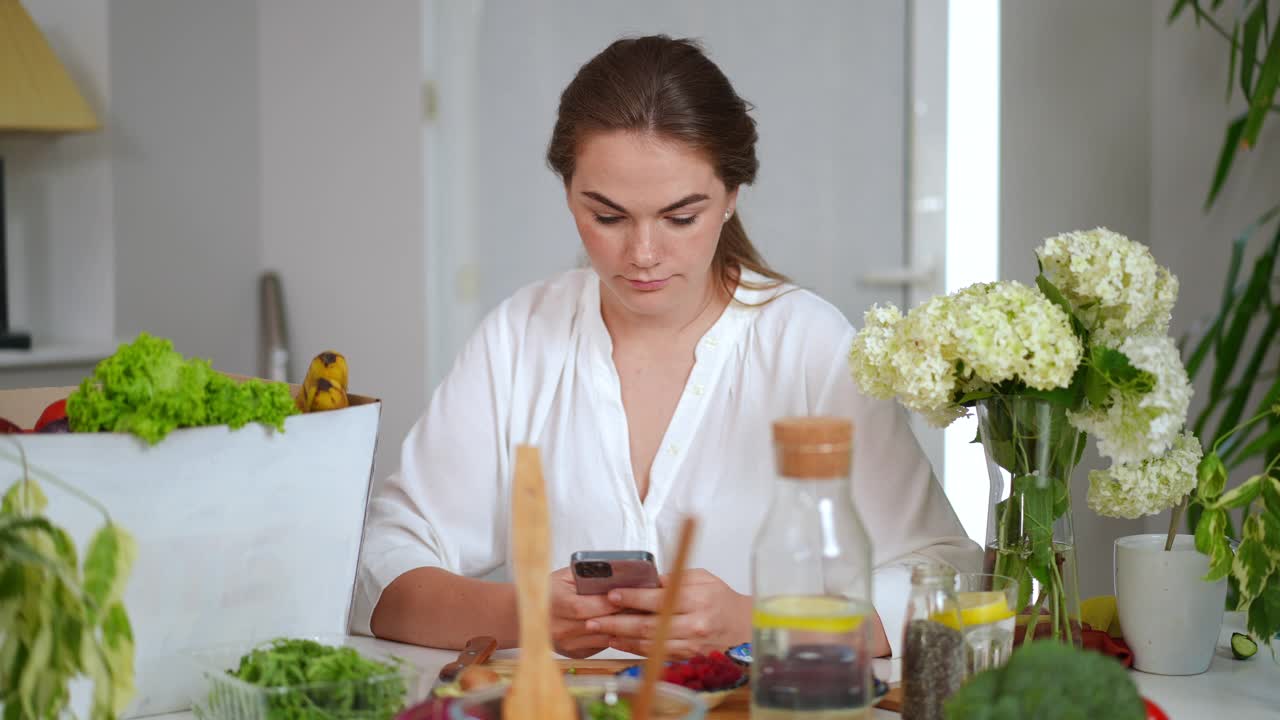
[109,0,263,375]
[2,0,113,347]
[1000,0,1154,599]
[258,0,426,483]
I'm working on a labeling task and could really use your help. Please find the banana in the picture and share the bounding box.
[303,351,349,390]
[307,378,350,412]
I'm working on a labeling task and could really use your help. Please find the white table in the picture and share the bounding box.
[154,613,1276,719]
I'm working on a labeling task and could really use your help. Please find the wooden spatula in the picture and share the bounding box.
[502,445,576,720]
[632,515,698,720]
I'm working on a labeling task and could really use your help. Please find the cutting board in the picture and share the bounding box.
[484,658,903,716]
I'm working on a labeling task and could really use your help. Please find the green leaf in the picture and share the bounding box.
[1020,385,1079,410]
[1213,474,1264,509]
[1227,20,1240,102]
[1216,311,1280,450]
[101,602,136,715]
[957,389,999,405]
[1241,26,1280,147]
[1196,508,1227,554]
[1241,3,1267,101]
[1168,0,1192,23]
[1188,207,1277,379]
[0,562,20,601]
[1227,422,1280,468]
[1012,475,1057,590]
[1083,345,1155,411]
[17,625,53,717]
[1245,575,1280,641]
[1207,540,1235,582]
[1260,509,1280,562]
[1035,274,1086,338]
[1234,516,1274,600]
[1263,476,1280,518]
[1,479,47,515]
[82,524,137,616]
[1197,452,1228,499]
[1085,365,1111,407]
[1209,238,1276,409]
[1205,115,1249,209]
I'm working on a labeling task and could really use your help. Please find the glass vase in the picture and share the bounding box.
[977,396,1084,646]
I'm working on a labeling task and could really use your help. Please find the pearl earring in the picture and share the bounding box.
[723,209,732,222]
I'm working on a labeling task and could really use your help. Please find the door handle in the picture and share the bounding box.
[859,256,939,287]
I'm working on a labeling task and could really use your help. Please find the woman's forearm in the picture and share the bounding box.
[369,567,518,650]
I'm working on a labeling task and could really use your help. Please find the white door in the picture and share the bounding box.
[421,0,944,473]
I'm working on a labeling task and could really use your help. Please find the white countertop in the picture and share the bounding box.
[152,613,1277,719]
[0,339,119,369]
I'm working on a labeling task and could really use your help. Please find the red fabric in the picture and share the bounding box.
[1012,618,1134,668]
[1081,625,1134,668]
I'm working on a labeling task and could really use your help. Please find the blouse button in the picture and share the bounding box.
[704,337,719,349]
[668,444,681,456]
[692,384,705,396]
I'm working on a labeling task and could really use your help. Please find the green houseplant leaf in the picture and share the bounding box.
[1205,115,1248,210]
[0,441,137,720]
[1241,28,1280,147]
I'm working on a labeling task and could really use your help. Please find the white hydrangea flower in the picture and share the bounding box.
[1036,228,1179,346]
[1088,431,1203,518]
[849,281,1081,428]
[1069,334,1193,465]
[950,282,1082,391]
[878,297,960,421]
[848,304,905,399]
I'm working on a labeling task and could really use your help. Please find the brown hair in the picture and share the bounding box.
[546,35,788,300]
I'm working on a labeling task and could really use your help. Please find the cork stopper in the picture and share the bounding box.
[772,417,854,479]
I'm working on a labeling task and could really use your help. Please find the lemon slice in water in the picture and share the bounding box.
[753,596,866,633]
[931,591,1014,630]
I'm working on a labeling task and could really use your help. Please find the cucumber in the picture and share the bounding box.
[1230,632,1258,660]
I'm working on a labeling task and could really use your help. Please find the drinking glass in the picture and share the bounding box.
[953,572,1018,675]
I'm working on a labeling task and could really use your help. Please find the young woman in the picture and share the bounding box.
[353,35,978,660]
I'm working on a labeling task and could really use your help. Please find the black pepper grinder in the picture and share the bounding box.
[901,563,967,720]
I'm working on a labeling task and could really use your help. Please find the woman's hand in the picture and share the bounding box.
[585,569,751,659]
[548,567,617,658]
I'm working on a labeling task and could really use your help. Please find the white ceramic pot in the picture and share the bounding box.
[1114,534,1227,675]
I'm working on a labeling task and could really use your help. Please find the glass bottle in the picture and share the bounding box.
[751,417,874,720]
[900,563,967,720]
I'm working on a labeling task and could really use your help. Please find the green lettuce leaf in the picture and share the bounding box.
[66,333,298,444]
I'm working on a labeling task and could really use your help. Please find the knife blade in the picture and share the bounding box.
[434,635,498,688]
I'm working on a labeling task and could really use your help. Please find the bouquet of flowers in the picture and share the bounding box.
[849,228,1201,643]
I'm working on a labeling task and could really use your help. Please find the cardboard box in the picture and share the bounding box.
[0,382,381,718]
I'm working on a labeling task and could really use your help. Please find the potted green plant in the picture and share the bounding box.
[0,438,137,719]
[1165,0,1280,655]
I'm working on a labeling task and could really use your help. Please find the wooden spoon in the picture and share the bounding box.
[632,515,699,720]
[502,445,576,720]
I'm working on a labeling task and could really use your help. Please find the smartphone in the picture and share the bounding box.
[571,550,660,595]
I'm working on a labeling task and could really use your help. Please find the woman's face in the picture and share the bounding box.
[567,130,737,322]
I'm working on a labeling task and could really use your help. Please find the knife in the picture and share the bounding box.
[434,635,498,689]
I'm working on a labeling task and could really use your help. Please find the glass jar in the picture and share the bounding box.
[900,563,967,720]
[750,417,874,719]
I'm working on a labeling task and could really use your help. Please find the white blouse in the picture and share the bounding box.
[352,268,980,655]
